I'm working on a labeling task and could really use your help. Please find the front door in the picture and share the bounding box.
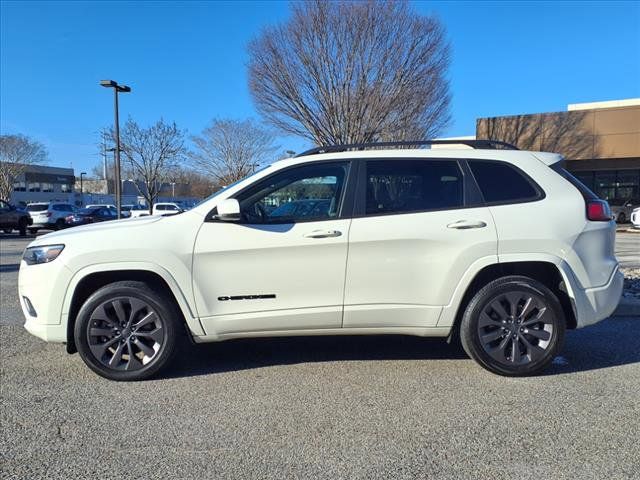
[193,161,354,336]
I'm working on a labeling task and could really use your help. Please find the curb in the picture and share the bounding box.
[616,227,640,233]
[613,298,640,317]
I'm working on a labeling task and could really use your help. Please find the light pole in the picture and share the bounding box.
[170,182,176,198]
[79,172,87,206]
[100,79,131,219]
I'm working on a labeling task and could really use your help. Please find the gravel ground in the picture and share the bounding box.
[621,268,640,300]
[1,233,640,479]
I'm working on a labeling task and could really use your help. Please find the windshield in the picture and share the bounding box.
[27,204,48,212]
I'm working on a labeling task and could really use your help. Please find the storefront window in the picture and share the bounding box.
[13,181,26,192]
[61,184,72,193]
[41,183,54,193]
[28,182,41,192]
[574,169,640,203]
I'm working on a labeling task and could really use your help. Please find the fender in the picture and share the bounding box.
[436,253,576,328]
[61,261,205,336]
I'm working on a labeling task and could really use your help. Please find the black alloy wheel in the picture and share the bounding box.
[460,276,565,376]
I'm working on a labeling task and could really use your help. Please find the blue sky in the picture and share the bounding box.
[1,0,639,173]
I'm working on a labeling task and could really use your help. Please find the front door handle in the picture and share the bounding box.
[446,220,487,230]
[303,230,342,239]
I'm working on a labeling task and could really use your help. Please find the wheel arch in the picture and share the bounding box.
[441,259,577,340]
[63,264,203,354]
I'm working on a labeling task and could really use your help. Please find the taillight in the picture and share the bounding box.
[586,200,612,221]
[46,212,52,217]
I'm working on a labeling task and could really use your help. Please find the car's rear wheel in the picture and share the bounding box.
[18,218,28,236]
[74,281,179,381]
[617,212,627,223]
[460,276,565,376]
[55,218,65,230]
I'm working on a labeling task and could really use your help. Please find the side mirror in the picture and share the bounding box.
[216,198,241,222]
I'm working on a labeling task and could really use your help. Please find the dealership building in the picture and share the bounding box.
[10,164,77,206]
[476,98,640,203]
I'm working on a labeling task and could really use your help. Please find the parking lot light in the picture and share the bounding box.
[100,79,131,219]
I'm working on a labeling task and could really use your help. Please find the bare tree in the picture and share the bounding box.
[168,166,220,199]
[189,118,278,185]
[248,0,451,146]
[0,134,48,201]
[113,118,186,213]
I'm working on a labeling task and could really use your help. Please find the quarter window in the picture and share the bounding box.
[365,160,463,215]
[236,162,349,224]
[469,161,540,203]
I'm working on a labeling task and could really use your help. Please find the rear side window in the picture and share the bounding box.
[365,160,463,215]
[469,161,541,204]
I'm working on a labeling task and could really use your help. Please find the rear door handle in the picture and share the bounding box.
[303,230,342,238]
[446,220,487,230]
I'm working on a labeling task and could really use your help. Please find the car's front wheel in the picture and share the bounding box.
[460,276,565,376]
[74,281,179,381]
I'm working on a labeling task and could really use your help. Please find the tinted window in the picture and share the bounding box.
[365,160,463,215]
[469,161,539,203]
[27,204,48,212]
[237,162,349,224]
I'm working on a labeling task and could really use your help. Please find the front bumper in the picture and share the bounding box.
[19,260,73,343]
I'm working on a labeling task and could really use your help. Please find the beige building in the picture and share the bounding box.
[477,99,640,202]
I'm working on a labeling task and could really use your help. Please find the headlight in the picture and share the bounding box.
[22,244,65,265]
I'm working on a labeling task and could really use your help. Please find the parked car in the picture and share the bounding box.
[631,207,640,229]
[269,199,331,220]
[152,202,183,216]
[65,207,118,227]
[85,204,130,218]
[122,204,150,218]
[25,202,76,233]
[609,198,638,223]
[19,140,623,381]
[0,199,32,236]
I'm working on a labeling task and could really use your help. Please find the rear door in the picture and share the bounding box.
[343,158,498,328]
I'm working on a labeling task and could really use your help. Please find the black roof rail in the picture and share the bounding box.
[296,139,519,157]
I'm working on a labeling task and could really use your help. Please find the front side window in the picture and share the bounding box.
[365,160,463,215]
[237,162,349,224]
[469,160,540,204]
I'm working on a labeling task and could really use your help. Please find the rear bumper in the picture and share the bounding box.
[568,264,624,328]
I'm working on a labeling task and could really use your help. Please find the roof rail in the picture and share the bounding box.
[296,139,519,157]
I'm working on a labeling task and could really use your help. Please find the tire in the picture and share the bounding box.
[3,229,11,234]
[617,213,626,223]
[18,218,27,236]
[74,281,180,381]
[28,228,38,235]
[55,218,66,230]
[460,275,565,376]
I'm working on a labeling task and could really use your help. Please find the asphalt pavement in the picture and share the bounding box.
[1,233,639,479]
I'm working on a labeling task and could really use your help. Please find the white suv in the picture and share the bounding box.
[26,202,76,233]
[19,140,623,380]
[152,202,183,216]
